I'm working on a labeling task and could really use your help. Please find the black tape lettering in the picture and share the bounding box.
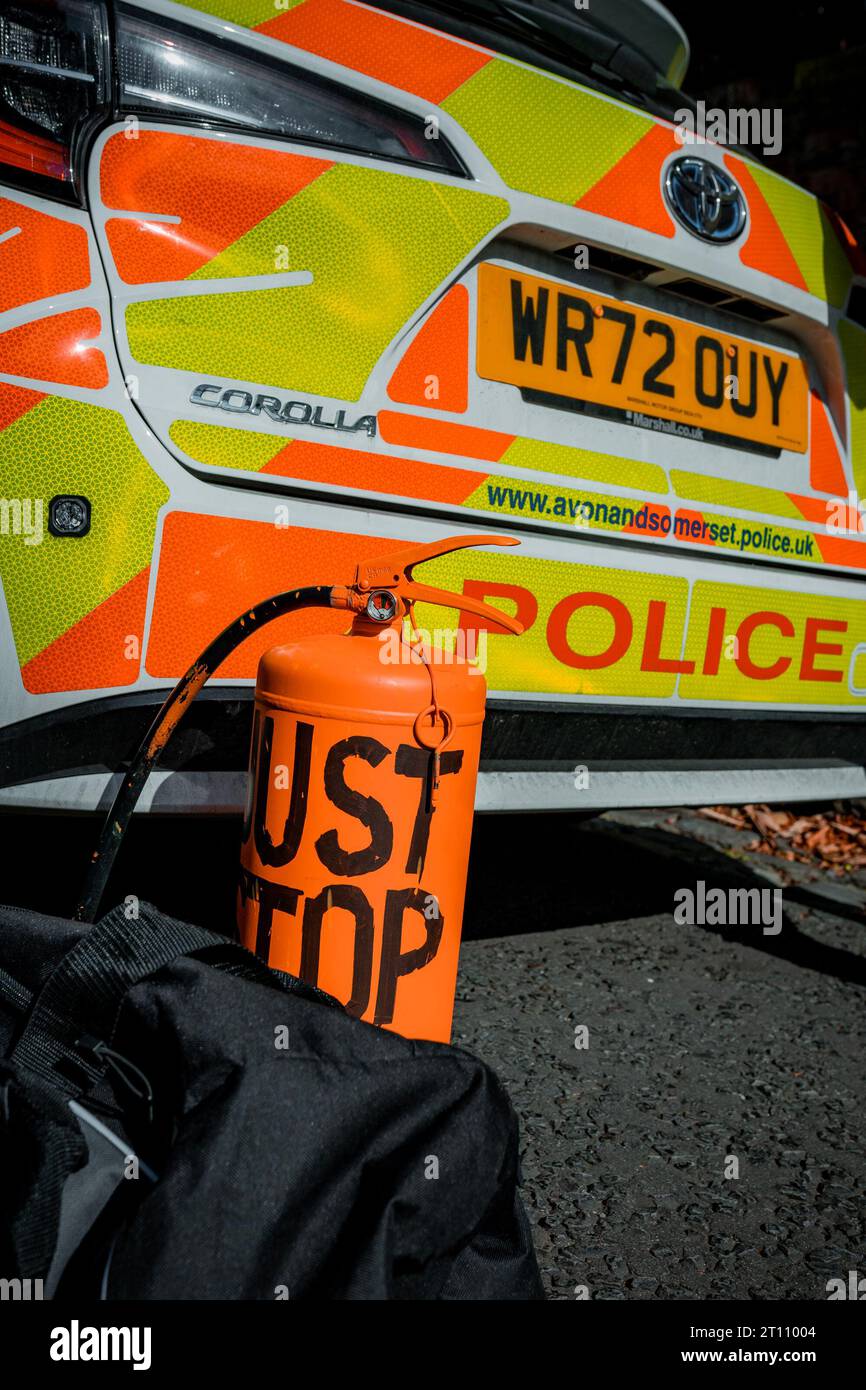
[374,887,444,1027]
[394,744,464,876]
[238,867,301,965]
[241,708,260,847]
[300,885,374,1018]
[253,717,313,868]
[316,735,393,875]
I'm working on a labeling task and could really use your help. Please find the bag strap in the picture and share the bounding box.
[10,903,238,1095]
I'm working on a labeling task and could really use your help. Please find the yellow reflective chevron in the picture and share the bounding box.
[839,319,866,499]
[416,547,687,698]
[739,161,852,308]
[443,59,652,205]
[170,419,281,471]
[169,0,302,23]
[500,438,668,493]
[681,581,866,705]
[126,164,508,402]
[683,511,822,564]
[465,476,663,533]
[0,397,168,665]
[671,470,805,521]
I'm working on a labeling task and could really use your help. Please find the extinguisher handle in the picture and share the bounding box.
[400,579,524,635]
[351,532,525,635]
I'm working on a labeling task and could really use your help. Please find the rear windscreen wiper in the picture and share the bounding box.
[371,0,691,115]
[498,0,659,95]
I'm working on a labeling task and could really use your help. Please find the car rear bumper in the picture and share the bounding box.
[2,689,865,813]
[3,761,866,816]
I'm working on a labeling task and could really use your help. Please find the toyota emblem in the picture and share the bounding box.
[664,156,747,243]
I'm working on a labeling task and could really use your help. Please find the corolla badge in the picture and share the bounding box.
[189,384,377,437]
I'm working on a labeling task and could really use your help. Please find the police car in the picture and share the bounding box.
[1,0,865,818]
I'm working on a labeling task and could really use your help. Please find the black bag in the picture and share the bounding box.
[0,901,543,1300]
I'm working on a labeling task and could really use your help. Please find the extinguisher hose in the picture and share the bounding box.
[75,585,336,924]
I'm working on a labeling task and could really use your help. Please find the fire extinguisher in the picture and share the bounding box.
[237,533,524,1042]
[75,534,522,1043]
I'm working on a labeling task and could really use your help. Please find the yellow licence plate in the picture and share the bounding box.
[476,264,809,454]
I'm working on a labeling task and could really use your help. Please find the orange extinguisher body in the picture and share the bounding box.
[237,534,523,1043]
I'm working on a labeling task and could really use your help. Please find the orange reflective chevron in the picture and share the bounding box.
[378,410,514,461]
[0,199,90,312]
[120,151,507,402]
[169,419,485,502]
[0,309,108,389]
[674,509,717,544]
[102,130,332,283]
[443,59,653,209]
[787,493,837,527]
[622,502,669,535]
[259,438,485,503]
[0,390,168,685]
[21,568,150,694]
[0,381,45,429]
[810,393,848,497]
[147,513,391,679]
[814,532,866,571]
[387,285,469,412]
[169,419,486,505]
[727,154,851,306]
[577,123,678,237]
[725,154,808,293]
[258,0,492,103]
[824,205,866,277]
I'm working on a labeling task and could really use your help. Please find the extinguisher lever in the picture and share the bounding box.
[347,532,525,635]
[399,579,523,635]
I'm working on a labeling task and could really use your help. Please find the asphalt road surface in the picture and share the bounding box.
[2,805,864,1301]
[456,810,866,1301]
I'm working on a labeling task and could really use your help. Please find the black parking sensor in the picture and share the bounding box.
[48,495,91,538]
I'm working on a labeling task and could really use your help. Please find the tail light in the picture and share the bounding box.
[0,0,465,207]
[113,4,465,174]
[0,0,108,199]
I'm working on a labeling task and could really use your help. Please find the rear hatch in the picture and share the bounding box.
[87,0,865,588]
